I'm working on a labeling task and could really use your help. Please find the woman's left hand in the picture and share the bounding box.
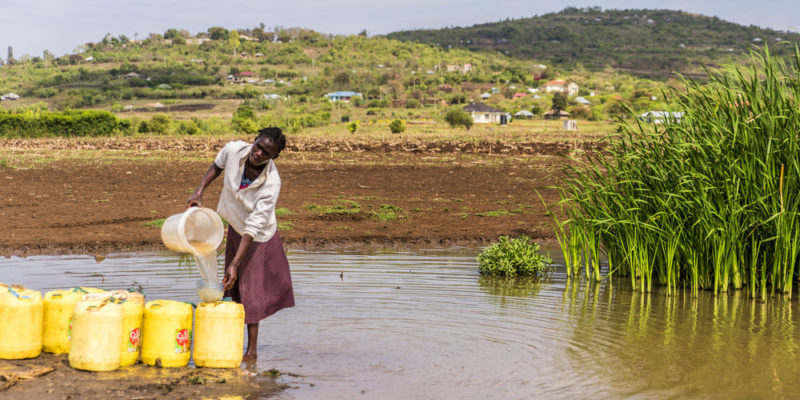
[223,263,239,291]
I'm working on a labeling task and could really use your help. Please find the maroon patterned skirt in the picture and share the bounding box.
[223,228,295,324]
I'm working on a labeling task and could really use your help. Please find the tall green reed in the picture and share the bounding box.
[550,46,800,298]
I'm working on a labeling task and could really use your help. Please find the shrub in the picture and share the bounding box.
[477,235,552,276]
[569,105,592,120]
[232,104,257,133]
[346,120,360,134]
[389,119,406,134]
[444,107,473,130]
[0,110,120,137]
[406,98,421,109]
[149,114,171,134]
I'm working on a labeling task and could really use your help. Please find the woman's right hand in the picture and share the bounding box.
[187,191,203,208]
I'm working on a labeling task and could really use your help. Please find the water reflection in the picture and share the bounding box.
[2,250,800,399]
[562,276,800,399]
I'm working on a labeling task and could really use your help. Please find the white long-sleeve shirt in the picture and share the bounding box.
[213,140,281,242]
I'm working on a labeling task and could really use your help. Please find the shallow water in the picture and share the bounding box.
[3,248,800,399]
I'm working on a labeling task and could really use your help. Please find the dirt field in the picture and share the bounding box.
[0,137,577,255]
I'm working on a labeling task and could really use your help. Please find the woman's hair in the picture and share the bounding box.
[254,127,287,158]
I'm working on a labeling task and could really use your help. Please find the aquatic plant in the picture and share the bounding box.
[477,235,552,276]
[550,46,800,300]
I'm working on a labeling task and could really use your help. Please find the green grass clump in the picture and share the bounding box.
[144,218,165,228]
[305,199,361,215]
[371,204,404,221]
[475,209,523,217]
[275,207,293,216]
[477,235,552,276]
[550,46,800,300]
[277,222,294,231]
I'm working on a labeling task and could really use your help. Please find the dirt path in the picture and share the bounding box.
[0,149,566,256]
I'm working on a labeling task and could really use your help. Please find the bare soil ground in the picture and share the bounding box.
[0,138,576,256]
[0,353,280,399]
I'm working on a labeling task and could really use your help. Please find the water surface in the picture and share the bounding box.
[2,248,799,399]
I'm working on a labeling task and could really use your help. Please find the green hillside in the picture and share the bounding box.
[0,25,669,136]
[386,7,800,79]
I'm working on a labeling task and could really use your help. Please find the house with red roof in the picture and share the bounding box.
[544,80,579,96]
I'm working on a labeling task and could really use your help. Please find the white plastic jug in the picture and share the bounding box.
[161,207,225,302]
[161,207,224,254]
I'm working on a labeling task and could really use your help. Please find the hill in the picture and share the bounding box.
[385,7,800,79]
[0,26,667,137]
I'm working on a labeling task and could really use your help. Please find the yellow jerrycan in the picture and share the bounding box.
[68,295,124,371]
[141,300,193,367]
[193,301,245,368]
[43,287,106,354]
[117,291,145,367]
[0,285,43,359]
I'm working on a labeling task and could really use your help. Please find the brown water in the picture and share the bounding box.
[2,248,800,399]
[187,240,222,302]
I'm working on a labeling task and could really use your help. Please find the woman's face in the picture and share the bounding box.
[249,138,279,166]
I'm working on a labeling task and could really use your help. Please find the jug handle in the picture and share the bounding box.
[8,287,31,300]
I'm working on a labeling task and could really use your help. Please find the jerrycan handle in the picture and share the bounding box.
[8,287,31,300]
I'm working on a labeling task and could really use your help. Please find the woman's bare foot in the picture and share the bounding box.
[242,348,258,361]
[243,323,259,362]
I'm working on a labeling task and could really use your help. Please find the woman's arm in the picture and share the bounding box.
[222,233,253,290]
[187,163,223,208]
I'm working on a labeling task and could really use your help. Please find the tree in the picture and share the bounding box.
[229,30,240,57]
[208,27,229,41]
[333,71,350,89]
[389,119,406,133]
[445,107,473,130]
[164,28,180,39]
[552,92,567,112]
[7,46,13,64]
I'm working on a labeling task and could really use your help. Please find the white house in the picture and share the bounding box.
[445,63,472,73]
[186,38,211,45]
[514,110,535,119]
[638,111,684,124]
[463,102,505,123]
[544,80,579,96]
[575,96,591,105]
[325,91,362,102]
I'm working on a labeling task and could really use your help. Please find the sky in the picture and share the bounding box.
[1,0,798,59]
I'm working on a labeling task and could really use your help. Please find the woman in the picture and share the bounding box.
[187,127,294,361]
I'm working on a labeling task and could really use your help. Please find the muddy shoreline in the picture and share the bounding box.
[1,353,282,399]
